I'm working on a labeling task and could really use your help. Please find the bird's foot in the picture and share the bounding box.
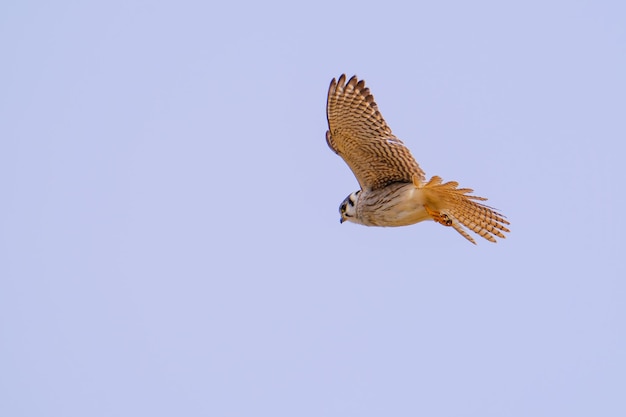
[425,205,453,226]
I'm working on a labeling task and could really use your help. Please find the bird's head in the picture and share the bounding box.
[339,191,360,224]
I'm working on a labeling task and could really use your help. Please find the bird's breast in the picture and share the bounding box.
[357,183,431,227]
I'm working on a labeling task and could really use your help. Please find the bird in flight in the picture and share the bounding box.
[326,74,509,244]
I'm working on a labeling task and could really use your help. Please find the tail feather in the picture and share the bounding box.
[421,176,510,244]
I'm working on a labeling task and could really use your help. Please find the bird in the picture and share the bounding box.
[325,74,510,244]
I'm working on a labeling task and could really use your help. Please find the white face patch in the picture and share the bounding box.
[339,191,360,222]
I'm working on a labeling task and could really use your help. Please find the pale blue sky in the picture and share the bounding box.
[1,1,625,416]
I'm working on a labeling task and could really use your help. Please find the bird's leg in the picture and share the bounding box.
[424,205,453,226]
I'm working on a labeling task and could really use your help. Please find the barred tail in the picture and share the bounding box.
[419,176,510,244]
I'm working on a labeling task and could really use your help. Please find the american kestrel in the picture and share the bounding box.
[326,74,509,244]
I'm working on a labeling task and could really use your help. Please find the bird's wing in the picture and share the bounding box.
[326,74,425,191]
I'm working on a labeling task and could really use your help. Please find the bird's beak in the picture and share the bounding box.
[339,217,345,224]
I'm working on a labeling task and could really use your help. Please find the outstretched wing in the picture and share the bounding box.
[326,74,425,191]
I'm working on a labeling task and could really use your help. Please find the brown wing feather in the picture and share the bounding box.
[326,74,425,191]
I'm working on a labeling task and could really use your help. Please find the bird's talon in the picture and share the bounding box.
[425,205,452,227]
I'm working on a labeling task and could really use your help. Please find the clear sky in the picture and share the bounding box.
[1,1,625,416]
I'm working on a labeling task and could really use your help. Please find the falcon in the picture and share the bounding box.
[326,74,509,244]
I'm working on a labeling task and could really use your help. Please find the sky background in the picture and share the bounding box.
[1,1,625,416]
